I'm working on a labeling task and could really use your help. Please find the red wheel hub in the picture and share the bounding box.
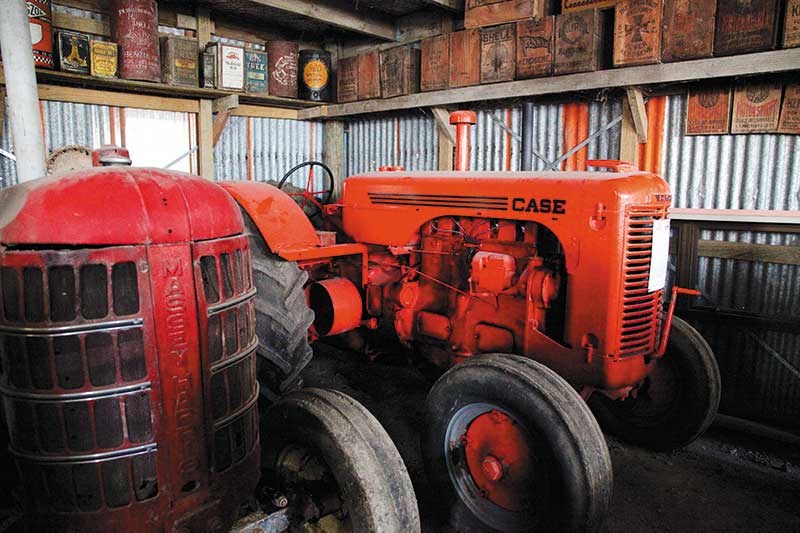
[462,410,533,511]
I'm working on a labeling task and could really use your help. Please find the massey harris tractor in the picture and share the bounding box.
[217,111,722,533]
[0,161,419,532]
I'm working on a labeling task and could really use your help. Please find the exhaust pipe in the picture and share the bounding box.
[449,110,477,171]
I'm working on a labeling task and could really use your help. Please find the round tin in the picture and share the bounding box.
[299,50,331,102]
[111,0,160,82]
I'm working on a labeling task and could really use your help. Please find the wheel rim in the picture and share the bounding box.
[619,357,683,428]
[444,403,545,532]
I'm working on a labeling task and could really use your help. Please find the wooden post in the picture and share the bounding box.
[196,6,214,179]
[324,120,346,200]
[431,107,455,170]
[620,96,639,167]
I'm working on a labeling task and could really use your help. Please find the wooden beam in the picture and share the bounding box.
[231,105,298,119]
[697,240,800,266]
[198,99,215,179]
[625,87,648,143]
[619,98,639,166]
[340,11,453,59]
[245,0,395,41]
[671,209,800,225]
[299,48,800,119]
[324,121,345,200]
[420,0,465,10]
[196,6,213,49]
[36,85,199,112]
[52,11,110,36]
[212,95,239,146]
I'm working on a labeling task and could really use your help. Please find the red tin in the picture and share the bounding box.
[267,41,299,98]
[110,0,161,82]
[27,0,54,68]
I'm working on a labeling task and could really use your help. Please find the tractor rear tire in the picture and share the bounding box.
[263,388,421,533]
[423,354,612,533]
[588,317,721,451]
[241,211,314,394]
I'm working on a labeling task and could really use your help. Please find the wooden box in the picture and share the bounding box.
[731,83,783,133]
[465,0,548,29]
[613,0,663,67]
[554,10,609,75]
[714,0,780,56]
[208,43,244,91]
[245,50,268,94]
[778,83,800,134]
[201,50,215,88]
[784,0,800,48]
[562,0,617,12]
[358,51,381,100]
[450,29,482,88]
[56,31,90,74]
[661,0,716,62]
[381,45,421,98]
[421,35,450,92]
[337,56,359,103]
[517,16,555,78]
[481,24,516,83]
[160,35,198,87]
[89,40,118,78]
[685,86,732,135]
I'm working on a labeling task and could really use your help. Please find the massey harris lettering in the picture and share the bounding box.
[512,198,567,214]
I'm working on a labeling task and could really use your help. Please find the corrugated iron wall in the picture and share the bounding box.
[347,112,436,175]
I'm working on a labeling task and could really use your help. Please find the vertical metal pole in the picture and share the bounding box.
[521,101,535,171]
[0,0,47,182]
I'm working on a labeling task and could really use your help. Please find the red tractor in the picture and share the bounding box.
[219,111,721,532]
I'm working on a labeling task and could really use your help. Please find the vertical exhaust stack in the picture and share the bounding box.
[450,111,477,171]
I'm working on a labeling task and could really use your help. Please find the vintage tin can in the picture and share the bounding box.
[160,36,198,87]
[562,0,617,12]
[778,83,800,134]
[685,86,732,135]
[784,0,800,48]
[481,24,516,84]
[357,51,381,100]
[613,0,663,67]
[714,0,780,56]
[661,0,716,62]
[89,40,118,78]
[421,34,450,92]
[56,30,90,74]
[27,0,53,68]
[245,50,269,94]
[554,9,609,75]
[208,43,244,91]
[380,45,420,98]
[731,83,782,134]
[449,29,482,88]
[267,41,298,98]
[299,50,331,101]
[201,50,216,88]
[465,0,549,29]
[337,56,359,102]
[110,0,160,81]
[516,16,555,79]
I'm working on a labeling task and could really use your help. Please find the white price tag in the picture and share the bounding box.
[648,219,670,292]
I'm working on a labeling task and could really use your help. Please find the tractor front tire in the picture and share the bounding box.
[423,354,612,533]
[242,211,314,394]
[263,388,421,533]
[588,316,721,451]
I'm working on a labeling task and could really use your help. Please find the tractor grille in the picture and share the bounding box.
[618,205,667,357]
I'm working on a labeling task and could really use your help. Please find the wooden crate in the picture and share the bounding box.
[661,0,716,62]
[337,56,359,103]
[685,86,732,135]
[380,45,421,98]
[562,0,616,12]
[731,83,783,134]
[421,35,450,92]
[450,29,482,88]
[481,24,517,83]
[784,0,800,48]
[160,36,198,87]
[465,0,548,29]
[613,0,663,67]
[714,0,780,56]
[516,16,555,78]
[778,83,800,134]
[554,10,609,75]
[358,51,382,100]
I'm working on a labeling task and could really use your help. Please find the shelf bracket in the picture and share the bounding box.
[212,94,240,146]
[625,87,648,143]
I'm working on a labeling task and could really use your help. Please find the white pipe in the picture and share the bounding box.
[0,0,47,183]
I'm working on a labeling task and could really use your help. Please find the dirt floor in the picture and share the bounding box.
[303,343,800,533]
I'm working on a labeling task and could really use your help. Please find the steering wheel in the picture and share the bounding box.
[278,161,335,218]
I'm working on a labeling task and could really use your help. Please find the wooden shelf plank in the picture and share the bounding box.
[299,48,800,120]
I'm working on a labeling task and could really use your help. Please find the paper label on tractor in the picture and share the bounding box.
[648,219,670,292]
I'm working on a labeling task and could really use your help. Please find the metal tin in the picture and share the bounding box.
[267,41,298,98]
[27,0,53,68]
[246,50,268,94]
[201,49,216,88]
[299,50,331,102]
[56,30,90,74]
[209,43,244,91]
[90,40,118,78]
[110,0,160,82]
[160,35,198,87]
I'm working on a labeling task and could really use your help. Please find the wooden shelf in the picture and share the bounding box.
[299,48,800,120]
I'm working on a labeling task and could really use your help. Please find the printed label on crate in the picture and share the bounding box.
[715,0,779,55]
[481,24,516,83]
[421,35,450,91]
[778,84,800,134]
[661,0,716,62]
[562,0,617,11]
[613,0,663,67]
[784,0,800,48]
[517,16,554,78]
[685,87,732,135]
[731,83,782,134]
[337,56,359,102]
[554,11,602,74]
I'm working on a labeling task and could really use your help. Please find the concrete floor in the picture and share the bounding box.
[303,343,800,533]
